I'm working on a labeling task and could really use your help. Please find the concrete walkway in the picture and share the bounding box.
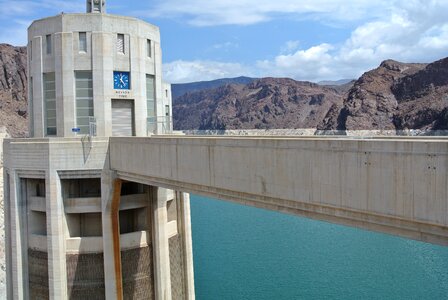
[109,136,448,246]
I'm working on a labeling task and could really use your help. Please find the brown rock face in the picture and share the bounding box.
[174,78,351,130]
[320,58,448,131]
[0,44,27,137]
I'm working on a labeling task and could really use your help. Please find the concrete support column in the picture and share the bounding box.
[92,32,114,137]
[152,186,172,300]
[8,171,25,299]
[130,35,146,137]
[153,42,164,135]
[46,171,67,299]
[178,192,195,299]
[56,32,76,137]
[4,170,13,300]
[101,169,123,300]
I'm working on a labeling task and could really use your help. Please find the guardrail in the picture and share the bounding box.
[147,116,172,135]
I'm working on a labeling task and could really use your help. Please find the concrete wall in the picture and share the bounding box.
[110,136,448,246]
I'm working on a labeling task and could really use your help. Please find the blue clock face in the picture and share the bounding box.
[114,71,130,90]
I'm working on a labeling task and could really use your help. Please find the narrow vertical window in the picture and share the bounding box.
[165,105,171,132]
[146,74,155,135]
[43,73,56,136]
[75,71,94,134]
[165,89,168,98]
[165,105,170,116]
[46,34,52,55]
[147,39,151,58]
[29,40,32,61]
[29,77,34,136]
[93,2,100,12]
[117,34,125,54]
[79,32,87,53]
[146,75,155,118]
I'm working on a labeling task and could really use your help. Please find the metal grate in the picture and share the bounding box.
[117,34,124,53]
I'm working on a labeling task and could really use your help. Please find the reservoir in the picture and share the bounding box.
[191,195,448,299]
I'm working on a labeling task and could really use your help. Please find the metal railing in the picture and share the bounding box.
[81,117,97,163]
[147,116,172,135]
[89,116,97,137]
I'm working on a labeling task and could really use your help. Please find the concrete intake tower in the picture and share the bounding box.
[3,0,195,299]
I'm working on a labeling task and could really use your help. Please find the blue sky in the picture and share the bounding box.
[1,0,448,83]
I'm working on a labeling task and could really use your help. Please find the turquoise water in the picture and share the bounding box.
[190,195,448,300]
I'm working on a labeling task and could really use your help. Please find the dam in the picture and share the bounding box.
[3,0,448,299]
[4,135,448,299]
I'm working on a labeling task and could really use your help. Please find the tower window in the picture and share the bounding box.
[29,77,34,136]
[46,34,52,55]
[79,32,87,53]
[117,34,125,54]
[147,39,151,57]
[165,105,170,117]
[43,73,56,136]
[75,71,94,134]
[93,2,100,12]
[29,40,32,61]
[146,75,156,134]
[146,74,155,119]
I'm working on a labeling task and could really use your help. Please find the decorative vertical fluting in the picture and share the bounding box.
[179,192,195,299]
[8,171,26,299]
[46,171,68,299]
[152,187,172,299]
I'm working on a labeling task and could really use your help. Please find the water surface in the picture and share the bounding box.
[190,195,448,300]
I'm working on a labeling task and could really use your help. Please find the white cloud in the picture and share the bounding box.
[145,0,391,26]
[280,40,300,54]
[211,41,239,50]
[256,43,339,81]
[163,60,253,83]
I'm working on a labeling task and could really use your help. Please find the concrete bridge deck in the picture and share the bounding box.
[109,135,448,246]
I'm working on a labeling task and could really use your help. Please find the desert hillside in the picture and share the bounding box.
[0,44,27,137]
[173,58,448,132]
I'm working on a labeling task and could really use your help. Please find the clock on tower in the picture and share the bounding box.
[113,71,130,90]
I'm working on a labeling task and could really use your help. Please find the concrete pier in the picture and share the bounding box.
[4,138,196,299]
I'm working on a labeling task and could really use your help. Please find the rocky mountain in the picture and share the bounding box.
[319,58,448,131]
[174,58,448,132]
[174,78,352,130]
[0,44,27,137]
[171,76,255,98]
